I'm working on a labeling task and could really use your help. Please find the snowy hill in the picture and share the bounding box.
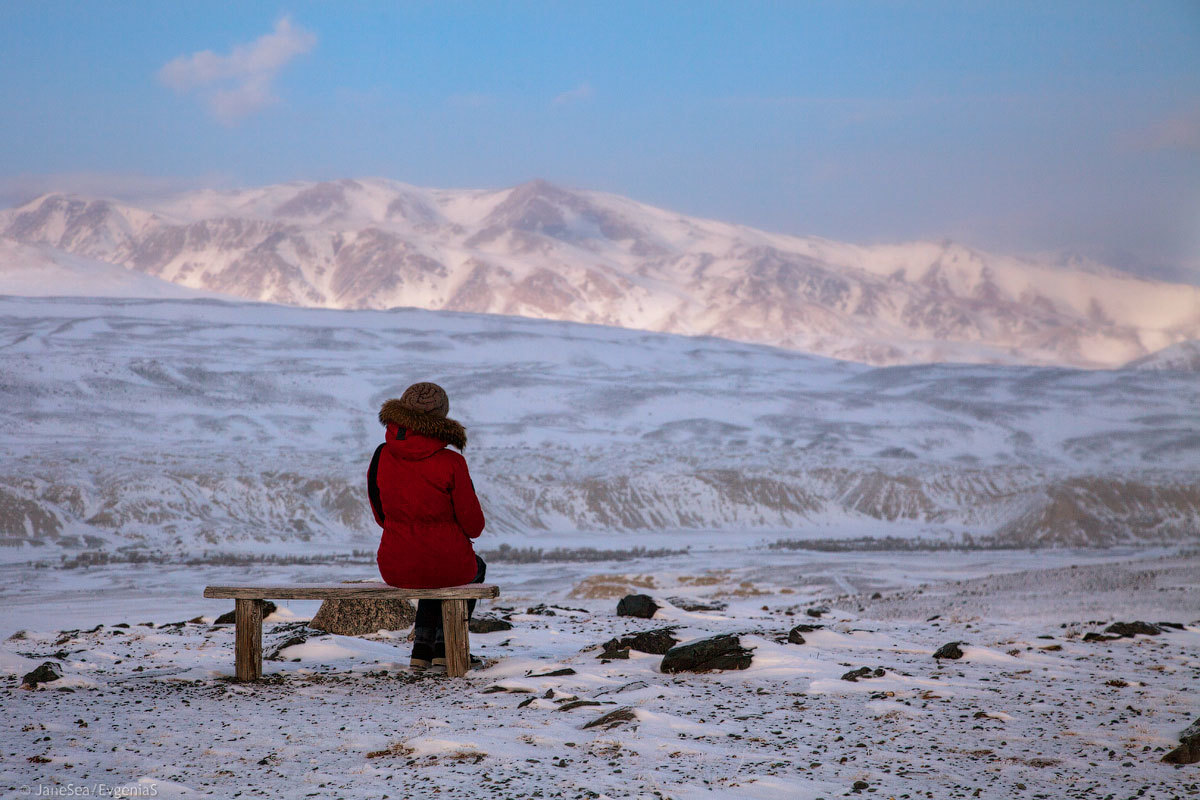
[0,296,1196,561]
[0,237,224,300]
[1125,339,1200,371]
[4,178,1199,368]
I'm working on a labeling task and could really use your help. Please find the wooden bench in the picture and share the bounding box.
[202,583,500,680]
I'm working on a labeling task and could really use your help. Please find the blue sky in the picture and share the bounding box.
[2,1,1198,276]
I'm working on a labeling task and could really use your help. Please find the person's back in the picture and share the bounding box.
[367,382,486,669]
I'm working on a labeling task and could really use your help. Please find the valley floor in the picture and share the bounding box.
[2,546,1198,799]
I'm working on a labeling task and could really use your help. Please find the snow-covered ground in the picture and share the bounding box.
[2,544,1197,799]
[1,295,1198,560]
[1,293,1197,798]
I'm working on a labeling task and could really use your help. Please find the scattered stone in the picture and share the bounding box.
[595,680,649,697]
[524,603,587,616]
[1163,718,1200,765]
[583,706,637,730]
[870,592,882,599]
[933,641,965,660]
[790,623,822,633]
[21,662,62,689]
[786,625,810,645]
[187,616,206,624]
[660,634,753,673]
[1157,621,1186,630]
[482,685,534,695]
[806,606,829,618]
[599,647,630,661]
[840,666,885,682]
[617,594,659,619]
[600,627,679,656]
[309,598,414,636]
[1104,621,1162,638]
[7,630,28,641]
[556,699,603,712]
[1083,632,1118,643]
[265,622,328,660]
[266,635,309,661]
[852,780,870,792]
[528,668,576,678]
[469,616,513,634]
[667,596,728,612]
[215,601,278,625]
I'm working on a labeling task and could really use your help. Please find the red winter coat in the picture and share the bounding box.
[368,422,485,588]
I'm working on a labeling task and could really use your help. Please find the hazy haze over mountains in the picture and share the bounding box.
[3,177,1198,369]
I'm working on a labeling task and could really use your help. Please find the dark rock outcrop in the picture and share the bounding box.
[617,594,659,619]
[265,622,328,660]
[21,661,62,688]
[1104,621,1163,638]
[1163,718,1200,765]
[599,647,630,660]
[469,616,513,634]
[660,634,753,673]
[667,596,728,612]
[600,627,679,657]
[583,706,637,730]
[841,666,885,682]
[933,641,965,660]
[215,601,278,625]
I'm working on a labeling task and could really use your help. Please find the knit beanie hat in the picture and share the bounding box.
[378,381,466,449]
[399,381,450,418]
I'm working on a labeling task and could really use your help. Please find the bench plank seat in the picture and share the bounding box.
[204,582,499,600]
[203,582,499,680]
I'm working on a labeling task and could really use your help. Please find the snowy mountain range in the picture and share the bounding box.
[1,296,1197,560]
[4,177,1199,368]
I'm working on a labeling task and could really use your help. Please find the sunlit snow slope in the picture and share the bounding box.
[0,296,1196,560]
[4,178,1199,367]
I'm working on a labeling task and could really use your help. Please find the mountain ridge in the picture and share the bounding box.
[4,177,1199,368]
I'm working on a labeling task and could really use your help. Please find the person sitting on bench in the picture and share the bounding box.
[368,381,487,671]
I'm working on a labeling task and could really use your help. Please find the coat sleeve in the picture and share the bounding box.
[366,443,386,528]
[449,455,486,539]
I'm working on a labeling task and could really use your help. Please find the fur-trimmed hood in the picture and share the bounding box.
[379,399,467,450]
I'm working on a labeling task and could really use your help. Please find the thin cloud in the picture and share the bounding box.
[553,83,593,106]
[158,16,316,124]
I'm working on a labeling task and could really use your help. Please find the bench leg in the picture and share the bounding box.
[235,598,263,681]
[441,598,470,677]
